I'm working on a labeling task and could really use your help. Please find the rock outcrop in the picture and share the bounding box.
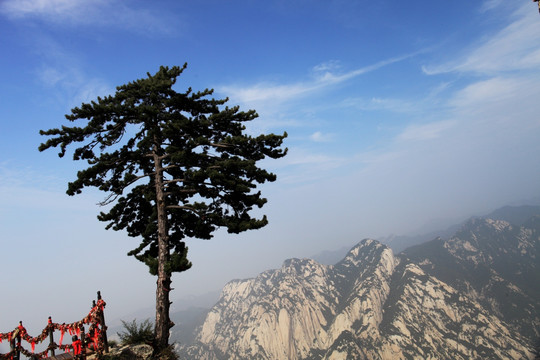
[179,217,540,359]
[106,344,153,360]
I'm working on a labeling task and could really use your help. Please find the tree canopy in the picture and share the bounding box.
[39,64,287,353]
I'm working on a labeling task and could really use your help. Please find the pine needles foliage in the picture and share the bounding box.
[117,319,154,345]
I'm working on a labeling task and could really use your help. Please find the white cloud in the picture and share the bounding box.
[284,153,342,168]
[0,0,83,17]
[448,75,540,140]
[479,0,504,13]
[0,0,177,35]
[1,0,103,20]
[341,97,416,113]
[38,63,114,108]
[310,131,334,143]
[272,148,348,185]
[423,4,540,75]
[39,67,66,87]
[397,120,456,142]
[312,60,342,73]
[23,31,114,108]
[449,77,521,109]
[220,52,419,106]
[221,81,317,105]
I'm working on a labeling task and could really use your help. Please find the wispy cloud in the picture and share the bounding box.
[270,147,348,185]
[0,0,178,35]
[310,131,335,143]
[38,63,113,107]
[14,30,114,108]
[0,0,83,18]
[448,74,540,136]
[341,96,417,114]
[479,0,504,13]
[422,3,540,75]
[397,120,457,142]
[312,60,342,73]
[449,76,521,109]
[354,4,540,197]
[220,52,418,105]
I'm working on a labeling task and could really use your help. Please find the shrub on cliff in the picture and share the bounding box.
[117,319,153,345]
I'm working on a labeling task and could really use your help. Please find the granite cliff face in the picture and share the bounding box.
[403,216,540,346]
[179,217,540,359]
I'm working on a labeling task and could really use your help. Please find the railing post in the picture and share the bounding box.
[97,291,109,353]
[48,316,56,357]
[9,330,16,360]
[80,324,86,360]
[15,322,22,360]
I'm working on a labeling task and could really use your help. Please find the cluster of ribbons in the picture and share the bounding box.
[0,299,106,360]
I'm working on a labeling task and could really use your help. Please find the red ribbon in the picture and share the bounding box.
[72,340,82,355]
[93,329,100,349]
[31,341,35,353]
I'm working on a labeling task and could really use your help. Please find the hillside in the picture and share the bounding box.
[177,216,540,359]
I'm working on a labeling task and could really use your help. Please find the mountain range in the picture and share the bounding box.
[174,205,540,359]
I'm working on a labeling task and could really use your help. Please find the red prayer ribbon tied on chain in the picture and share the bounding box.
[72,339,82,355]
[1,297,107,359]
[93,329,100,349]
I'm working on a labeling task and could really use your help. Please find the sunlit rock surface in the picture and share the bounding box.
[179,218,540,359]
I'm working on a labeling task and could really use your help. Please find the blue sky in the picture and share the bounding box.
[1,0,540,337]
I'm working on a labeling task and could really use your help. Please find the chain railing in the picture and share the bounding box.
[0,292,109,360]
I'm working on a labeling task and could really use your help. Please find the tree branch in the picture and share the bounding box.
[209,143,232,148]
[162,165,178,171]
[163,178,187,185]
[97,192,120,206]
[97,172,154,206]
[165,205,201,214]
[163,188,197,196]
[129,172,155,184]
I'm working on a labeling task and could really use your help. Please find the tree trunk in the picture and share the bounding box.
[153,144,172,353]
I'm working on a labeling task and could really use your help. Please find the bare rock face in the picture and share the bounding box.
[180,218,540,359]
[195,256,339,359]
[404,216,540,343]
[107,344,153,360]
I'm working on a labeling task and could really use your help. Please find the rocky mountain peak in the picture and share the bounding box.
[179,216,540,359]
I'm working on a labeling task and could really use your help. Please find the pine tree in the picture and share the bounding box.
[39,64,287,354]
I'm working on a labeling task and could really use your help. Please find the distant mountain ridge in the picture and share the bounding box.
[177,210,540,359]
[310,205,540,265]
[483,205,540,225]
